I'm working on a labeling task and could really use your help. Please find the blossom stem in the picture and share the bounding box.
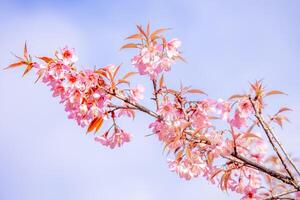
[106,90,160,119]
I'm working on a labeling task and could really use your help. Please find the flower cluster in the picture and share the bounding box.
[148,88,271,198]
[9,46,143,149]
[95,129,131,149]
[35,47,110,127]
[131,38,181,79]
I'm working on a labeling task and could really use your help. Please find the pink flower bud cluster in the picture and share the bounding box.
[132,38,181,80]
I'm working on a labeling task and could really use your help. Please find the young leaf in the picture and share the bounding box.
[121,72,138,80]
[125,33,142,40]
[265,90,286,97]
[4,61,26,69]
[159,74,165,88]
[146,22,150,37]
[240,132,262,141]
[278,107,292,114]
[24,42,28,60]
[187,89,206,95]
[136,25,147,38]
[150,28,170,40]
[120,43,138,50]
[220,171,231,191]
[87,117,104,133]
[210,168,223,180]
[22,63,34,76]
[175,150,183,162]
[37,56,53,63]
[112,64,121,80]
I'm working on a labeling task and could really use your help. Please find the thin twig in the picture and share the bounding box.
[152,79,159,110]
[263,188,298,200]
[265,116,300,178]
[106,89,160,119]
[226,154,294,186]
[249,97,298,185]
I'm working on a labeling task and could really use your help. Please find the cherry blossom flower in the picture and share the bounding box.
[55,46,78,65]
[216,98,231,121]
[95,129,131,149]
[129,84,145,101]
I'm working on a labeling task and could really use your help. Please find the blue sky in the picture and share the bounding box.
[1,1,300,199]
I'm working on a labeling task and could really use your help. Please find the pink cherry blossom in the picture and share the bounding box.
[55,46,78,65]
[216,98,231,120]
[131,38,181,80]
[129,84,145,101]
[95,129,131,149]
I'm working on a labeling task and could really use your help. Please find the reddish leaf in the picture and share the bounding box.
[278,107,292,113]
[22,63,34,76]
[117,79,130,85]
[210,168,223,180]
[265,90,286,97]
[187,89,206,95]
[37,56,53,63]
[150,28,169,40]
[112,65,121,80]
[95,118,104,132]
[240,132,262,141]
[166,89,177,94]
[159,74,165,88]
[207,151,214,165]
[146,22,150,37]
[273,115,289,128]
[95,69,108,79]
[120,43,138,50]
[173,55,186,63]
[136,25,147,38]
[121,71,138,80]
[4,61,26,69]
[186,148,192,160]
[125,33,142,40]
[181,122,192,131]
[35,70,44,83]
[87,117,104,133]
[24,42,28,60]
[220,171,231,191]
[228,94,247,100]
[175,150,183,162]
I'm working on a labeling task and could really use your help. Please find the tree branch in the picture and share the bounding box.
[249,97,299,186]
[230,153,294,186]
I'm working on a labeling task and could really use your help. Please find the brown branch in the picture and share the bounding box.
[106,90,160,119]
[226,154,294,186]
[264,114,300,178]
[107,104,137,113]
[152,79,159,110]
[249,97,298,185]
